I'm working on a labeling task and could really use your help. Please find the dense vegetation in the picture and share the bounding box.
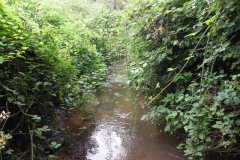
[1,0,240,159]
[0,0,109,159]
[110,0,240,159]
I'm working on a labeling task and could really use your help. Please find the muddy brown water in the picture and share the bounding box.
[54,60,187,160]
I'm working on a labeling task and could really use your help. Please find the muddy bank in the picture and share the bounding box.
[52,108,94,160]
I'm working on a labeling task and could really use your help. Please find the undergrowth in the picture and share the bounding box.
[2,0,240,159]
[104,0,240,159]
[0,0,108,159]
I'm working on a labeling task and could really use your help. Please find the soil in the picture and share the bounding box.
[51,106,95,160]
[54,139,87,160]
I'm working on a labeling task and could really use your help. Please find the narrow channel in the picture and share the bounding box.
[55,59,186,160]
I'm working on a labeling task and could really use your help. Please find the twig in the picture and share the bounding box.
[147,26,210,106]
[29,125,34,160]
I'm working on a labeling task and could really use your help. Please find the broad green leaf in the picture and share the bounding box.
[51,141,57,145]
[195,152,202,156]
[36,82,42,86]
[235,119,240,126]
[233,97,240,105]
[21,47,28,50]
[173,40,178,45]
[164,125,170,132]
[18,95,25,102]
[198,132,204,139]
[170,111,178,117]
[232,75,237,80]
[197,145,203,151]
[42,125,50,130]
[5,149,14,155]
[205,16,216,26]
[228,22,235,28]
[7,97,13,103]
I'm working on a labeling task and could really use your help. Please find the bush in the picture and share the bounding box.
[0,0,107,158]
[121,0,240,159]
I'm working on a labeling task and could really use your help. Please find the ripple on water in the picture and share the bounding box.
[55,59,187,160]
[85,82,186,160]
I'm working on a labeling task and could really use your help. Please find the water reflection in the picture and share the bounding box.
[86,82,186,160]
[57,60,187,160]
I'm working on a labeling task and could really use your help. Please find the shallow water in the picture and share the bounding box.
[85,82,186,160]
[56,60,186,160]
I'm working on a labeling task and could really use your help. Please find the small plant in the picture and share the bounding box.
[50,141,61,149]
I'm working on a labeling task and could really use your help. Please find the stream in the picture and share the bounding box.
[54,59,186,160]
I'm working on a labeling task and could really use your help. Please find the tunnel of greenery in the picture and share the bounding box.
[0,0,240,159]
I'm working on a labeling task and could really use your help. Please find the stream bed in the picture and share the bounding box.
[54,60,186,160]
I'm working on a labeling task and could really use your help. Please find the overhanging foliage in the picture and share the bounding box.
[0,0,108,158]
[109,0,240,159]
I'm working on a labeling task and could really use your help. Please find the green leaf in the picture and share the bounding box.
[157,105,168,113]
[143,62,147,67]
[141,114,147,121]
[198,132,204,139]
[185,56,194,61]
[21,46,28,50]
[184,32,197,38]
[235,119,240,126]
[164,9,171,15]
[232,75,237,80]
[5,149,14,155]
[233,97,240,105]
[228,22,235,28]
[51,141,57,145]
[18,95,25,102]
[167,67,176,71]
[195,152,202,156]
[170,111,178,117]
[7,97,14,103]
[156,82,160,88]
[3,86,17,94]
[0,56,4,64]
[29,115,41,122]
[41,125,51,132]
[34,129,42,135]
[197,145,203,151]
[48,155,57,158]
[5,134,12,140]
[182,119,189,125]
[36,82,42,86]
[164,125,170,132]
[44,82,51,86]
[204,16,216,26]
[173,40,178,45]
[50,141,61,149]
